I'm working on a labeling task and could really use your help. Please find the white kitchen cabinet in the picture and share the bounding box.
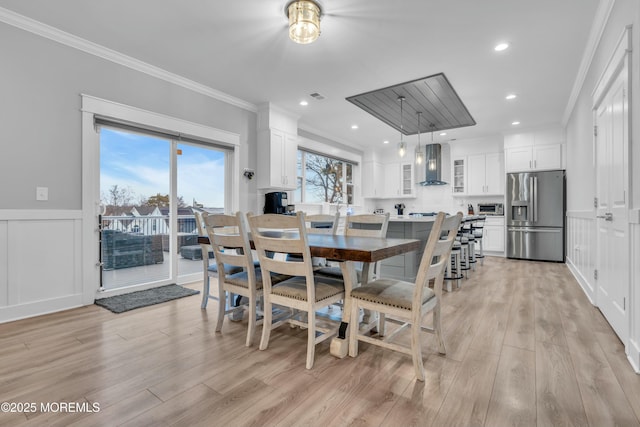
[451,157,466,194]
[483,216,505,253]
[378,162,415,198]
[460,153,504,196]
[362,161,384,198]
[257,128,297,190]
[400,162,415,197]
[505,144,562,172]
[504,129,564,172]
[383,162,401,197]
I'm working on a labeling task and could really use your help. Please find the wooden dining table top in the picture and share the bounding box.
[197,233,420,263]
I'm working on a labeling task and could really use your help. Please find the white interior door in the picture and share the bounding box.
[595,66,629,341]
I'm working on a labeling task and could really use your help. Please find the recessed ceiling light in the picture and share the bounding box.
[439,132,447,136]
[494,42,509,51]
[351,125,358,130]
[299,100,308,106]
[505,94,517,100]
[512,121,520,125]
[383,140,389,144]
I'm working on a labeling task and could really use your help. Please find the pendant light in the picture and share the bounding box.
[397,96,406,158]
[415,112,424,165]
[428,124,437,171]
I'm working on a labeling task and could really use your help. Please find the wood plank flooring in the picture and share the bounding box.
[1,257,639,426]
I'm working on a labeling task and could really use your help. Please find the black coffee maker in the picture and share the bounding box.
[394,203,405,216]
[264,191,288,214]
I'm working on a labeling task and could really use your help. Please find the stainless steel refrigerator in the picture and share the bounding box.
[506,170,565,262]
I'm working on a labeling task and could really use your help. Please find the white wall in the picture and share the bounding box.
[564,0,640,371]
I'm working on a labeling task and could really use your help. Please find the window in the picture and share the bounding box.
[295,150,354,204]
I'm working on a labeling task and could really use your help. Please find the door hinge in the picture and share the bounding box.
[624,297,626,310]
[593,125,598,137]
[594,269,598,280]
[593,197,598,208]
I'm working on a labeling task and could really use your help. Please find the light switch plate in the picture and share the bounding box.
[36,186,48,201]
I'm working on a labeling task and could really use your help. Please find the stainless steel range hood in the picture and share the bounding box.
[420,144,447,186]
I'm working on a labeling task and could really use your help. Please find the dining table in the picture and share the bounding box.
[198,233,420,358]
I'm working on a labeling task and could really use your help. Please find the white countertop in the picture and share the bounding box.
[388,215,437,222]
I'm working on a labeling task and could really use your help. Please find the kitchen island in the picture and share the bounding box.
[381,215,437,282]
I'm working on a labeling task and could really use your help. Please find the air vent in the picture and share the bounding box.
[310,92,326,100]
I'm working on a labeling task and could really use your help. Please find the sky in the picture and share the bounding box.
[100,128,226,208]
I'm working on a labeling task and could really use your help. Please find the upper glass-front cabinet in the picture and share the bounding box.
[452,158,465,194]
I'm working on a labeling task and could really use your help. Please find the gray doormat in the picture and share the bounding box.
[95,284,200,313]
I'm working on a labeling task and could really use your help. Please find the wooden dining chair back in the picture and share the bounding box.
[247,212,345,369]
[203,212,267,347]
[196,211,243,309]
[316,212,390,282]
[344,213,390,237]
[305,212,340,235]
[348,211,463,381]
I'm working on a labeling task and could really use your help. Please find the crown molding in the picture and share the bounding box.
[561,0,616,125]
[0,7,257,113]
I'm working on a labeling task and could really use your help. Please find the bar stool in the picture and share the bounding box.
[444,239,463,291]
[472,215,486,266]
[458,217,475,275]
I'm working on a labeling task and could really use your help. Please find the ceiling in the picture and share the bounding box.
[0,0,601,150]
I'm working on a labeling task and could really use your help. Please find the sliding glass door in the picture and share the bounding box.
[99,127,226,291]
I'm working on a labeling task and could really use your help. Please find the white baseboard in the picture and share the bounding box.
[628,338,640,374]
[566,256,596,305]
[0,294,84,324]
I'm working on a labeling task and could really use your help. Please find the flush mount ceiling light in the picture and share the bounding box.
[286,0,322,44]
[494,42,509,51]
[397,96,406,158]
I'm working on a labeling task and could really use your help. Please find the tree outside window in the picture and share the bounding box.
[295,151,354,204]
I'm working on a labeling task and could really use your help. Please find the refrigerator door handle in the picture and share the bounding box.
[533,176,538,223]
[528,177,534,222]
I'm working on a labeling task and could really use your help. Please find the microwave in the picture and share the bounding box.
[478,203,504,215]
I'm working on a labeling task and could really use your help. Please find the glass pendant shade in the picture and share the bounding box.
[398,140,406,157]
[287,1,321,44]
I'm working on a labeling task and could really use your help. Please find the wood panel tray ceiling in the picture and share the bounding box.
[346,73,475,135]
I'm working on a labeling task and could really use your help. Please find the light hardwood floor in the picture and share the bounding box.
[1,257,639,426]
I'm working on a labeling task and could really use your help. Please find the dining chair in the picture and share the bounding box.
[305,212,340,235]
[195,211,243,309]
[247,212,345,369]
[203,212,287,346]
[315,212,390,282]
[303,212,340,267]
[348,211,463,381]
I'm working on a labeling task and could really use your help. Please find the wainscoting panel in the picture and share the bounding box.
[566,211,596,302]
[0,210,83,323]
[0,221,7,308]
[629,220,640,372]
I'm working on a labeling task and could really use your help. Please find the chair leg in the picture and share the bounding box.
[434,302,446,355]
[411,317,425,382]
[378,313,386,337]
[259,299,272,351]
[349,300,360,357]
[246,293,256,347]
[215,288,226,333]
[306,310,316,369]
[201,275,210,309]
